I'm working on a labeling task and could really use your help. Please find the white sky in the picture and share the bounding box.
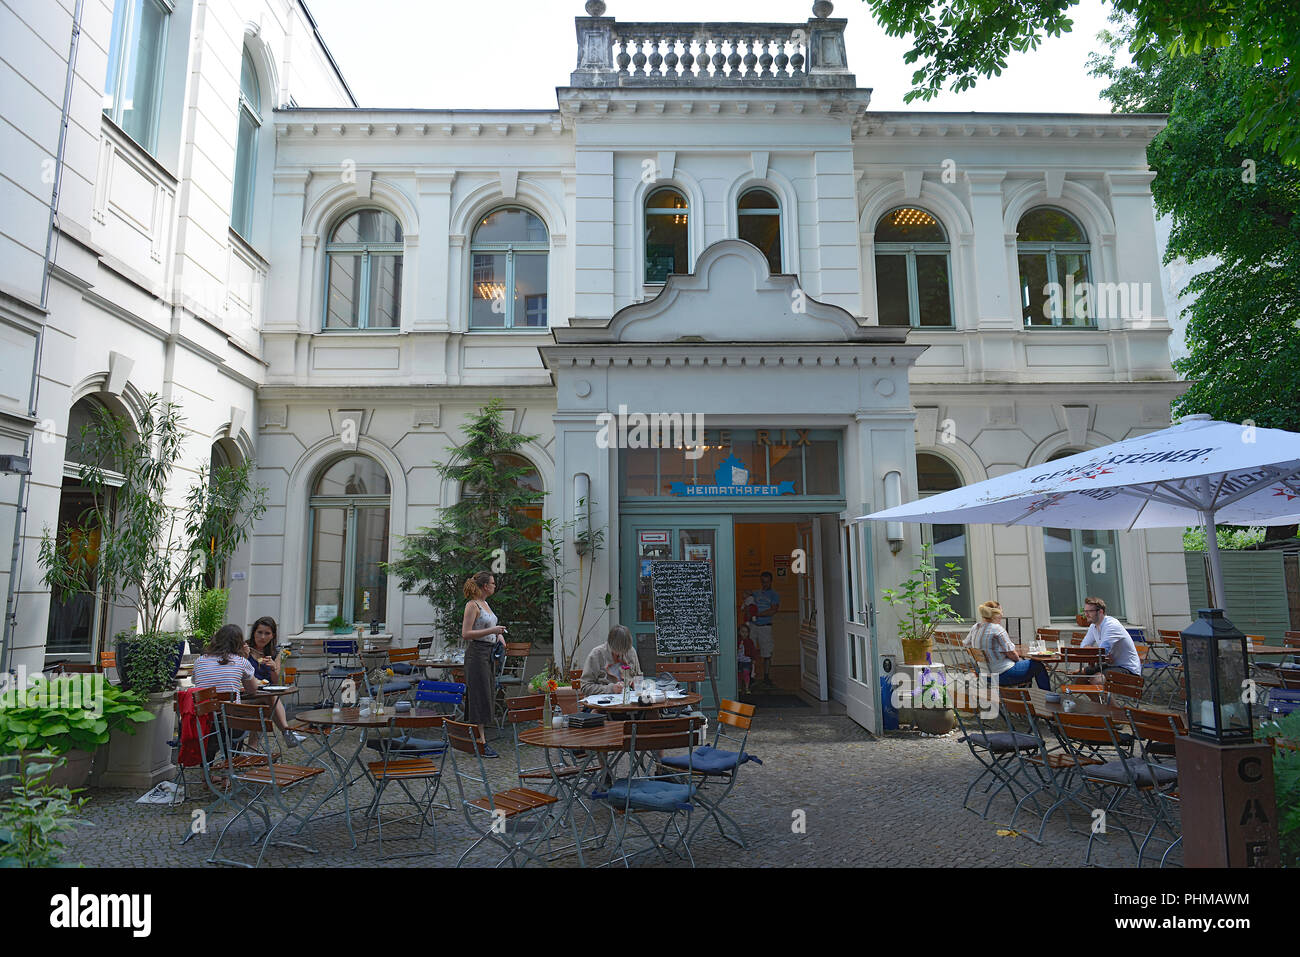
[304,0,1128,113]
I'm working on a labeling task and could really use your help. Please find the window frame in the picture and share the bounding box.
[916,451,972,621]
[306,456,391,628]
[468,206,550,331]
[1041,448,1125,618]
[103,0,172,155]
[323,208,404,331]
[1017,206,1094,329]
[230,45,262,240]
[873,207,954,329]
[643,186,690,285]
[737,187,782,274]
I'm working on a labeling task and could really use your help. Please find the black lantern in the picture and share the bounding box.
[1182,608,1253,743]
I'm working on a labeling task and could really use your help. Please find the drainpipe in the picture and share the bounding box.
[1,0,84,672]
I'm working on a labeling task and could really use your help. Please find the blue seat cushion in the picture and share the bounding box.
[379,680,413,695]
[390,662,414,675]
[658,745,760,774]
[366,734,445,755]
[597,778,696,812]
[960,732,1039,753]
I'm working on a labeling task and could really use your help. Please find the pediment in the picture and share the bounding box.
[557,240,885,344]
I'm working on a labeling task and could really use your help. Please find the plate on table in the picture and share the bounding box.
[667,692,687,700]
[586,695,616,706]
[259,685,290,692]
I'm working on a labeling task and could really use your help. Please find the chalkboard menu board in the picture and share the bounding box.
[650,560,718,656]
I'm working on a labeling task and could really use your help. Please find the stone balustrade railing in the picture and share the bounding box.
[570,3,854,90]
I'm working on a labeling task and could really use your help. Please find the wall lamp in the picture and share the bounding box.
[883,469,904,554]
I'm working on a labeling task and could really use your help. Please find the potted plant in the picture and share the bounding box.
[912,668,957,735]
[1075,608,1090,628]
[94,631,187,789]
[37,395,266,789]
[881,544,962,666]
[329,614,352,635]
[0,676,154,789]
[182,586,228,656]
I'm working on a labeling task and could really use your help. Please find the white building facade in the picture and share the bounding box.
[0,0,353,675]
[3,1,1190,733]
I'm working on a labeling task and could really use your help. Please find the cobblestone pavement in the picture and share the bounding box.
[62,713,1163,868]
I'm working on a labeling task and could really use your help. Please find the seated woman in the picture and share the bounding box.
[193,624,305,748]
[580,624,642,698]
[964,601,1052,691]
[246,615,283,683]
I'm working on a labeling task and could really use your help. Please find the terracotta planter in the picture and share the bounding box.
[1076,614,1089,627]
[914,708,957,735]
[90,691,174,790]
[900,637,933,666]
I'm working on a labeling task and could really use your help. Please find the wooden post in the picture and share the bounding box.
[1174,736,1279,867]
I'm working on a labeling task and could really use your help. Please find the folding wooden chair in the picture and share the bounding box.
[659,698,761,848]
[443,718,559,867]
[996,687,1077,838]
[593,716,701,868]
[207,703,325,868]
[1125,707,1184,867]
[493,642,532,726]
[1052,712,1162,866]
[951,686,1037,820]
[99,650,119,684]
[656,661,708,695]
[361,713,447,859]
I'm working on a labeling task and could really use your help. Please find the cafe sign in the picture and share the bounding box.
[670,454,795,497]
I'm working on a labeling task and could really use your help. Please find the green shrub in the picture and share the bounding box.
[114,631,185,695]
[0,752,90,868]
[1258,712,1300,867]
[183,587,228,653]
[0,677,153,755]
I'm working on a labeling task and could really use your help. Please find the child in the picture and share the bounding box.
[737,623,757,694]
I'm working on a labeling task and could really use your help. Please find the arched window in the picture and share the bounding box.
[738,188,781,273]
[47,397,131,656]
[103,0,170,155]
[308,455,391,626]
[230,45,262,239]
[917,452,971,620]
[325,209,404,330]
[644,187,689,283]
[875,207,953,327]
[469,207,549,329]
[1042,449,1125,618]
[1017,207,1092,327]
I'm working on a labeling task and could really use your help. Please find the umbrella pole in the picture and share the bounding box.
[1203,510,1227,611]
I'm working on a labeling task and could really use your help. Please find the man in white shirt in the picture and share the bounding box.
[1077,595,1142,684]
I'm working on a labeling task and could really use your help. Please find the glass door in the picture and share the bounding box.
[620,515,734,707]
[841,513,879,732]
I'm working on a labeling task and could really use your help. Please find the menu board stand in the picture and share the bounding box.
[651,560,722,714]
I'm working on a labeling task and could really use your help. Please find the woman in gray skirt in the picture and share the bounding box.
[460,570,506,756]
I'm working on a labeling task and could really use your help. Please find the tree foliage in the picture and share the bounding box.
[387,400,552,645]
[1088,17,1300,435]
[863,0,1300,164]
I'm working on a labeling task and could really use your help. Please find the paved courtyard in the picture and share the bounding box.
[61,712,1160,868]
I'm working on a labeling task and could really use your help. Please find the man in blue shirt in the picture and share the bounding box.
[750,572,780,687]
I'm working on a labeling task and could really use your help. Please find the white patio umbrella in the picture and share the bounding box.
[859,416,1300,610]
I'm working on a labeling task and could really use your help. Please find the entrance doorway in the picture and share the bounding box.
[733,518,827,704]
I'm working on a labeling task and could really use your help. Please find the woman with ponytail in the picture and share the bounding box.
[460,570,507,756]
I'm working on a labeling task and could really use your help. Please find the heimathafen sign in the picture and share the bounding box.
[670,454,794,497]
